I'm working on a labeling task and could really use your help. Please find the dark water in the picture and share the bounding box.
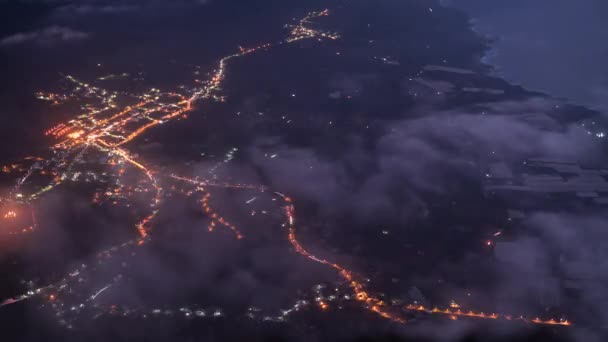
[443,0,608,112]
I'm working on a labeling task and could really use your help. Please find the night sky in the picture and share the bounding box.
[0,1,607,341]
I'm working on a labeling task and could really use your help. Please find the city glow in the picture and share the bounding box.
[0,8,570,332]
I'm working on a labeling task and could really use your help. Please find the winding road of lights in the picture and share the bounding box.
[0,9,570,330]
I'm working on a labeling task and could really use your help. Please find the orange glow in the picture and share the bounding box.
[200,191,245,238]
[3,211,17,219]
[0,9,573,331]
[284,198,406,324]
[404,304,571,326]
[67,130,85,139]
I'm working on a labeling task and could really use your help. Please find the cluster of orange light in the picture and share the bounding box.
[67,130,85,140]
[186,182,244,240]
[171,176,263,240]
[0,203,38,236]
[238,44,271,54]
[18,156,42,162]
[3,210,17,219]
[109,148,162,244]
[1,8,574,331]
[404,304,571,326]
[1,163,27,174]
[114,102,189,147]
[319,301,329,310]
[42,8,339,158]
[1,8,343,318]
[282,195,405,323]
[286,9,339,43]
[96,100,152,126]
[282,194,574,327]
[44,123,69,137]
[35,91,68,104]
[135,212,155,245]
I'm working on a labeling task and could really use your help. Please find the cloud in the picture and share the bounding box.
[53,0,213,15]
[248,96,600,230]
[0,26,88,47]
[385,110,597,164]
[248,138,350,211]
[492,212,608,341]
[56,4,139,15]
[240,95,605,341]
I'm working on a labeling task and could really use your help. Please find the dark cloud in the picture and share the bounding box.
[243,91,606,340]
[386,111,596,164]
[56,4,139,15]
[0,25,88,46]
[52,0,213,15]
[489,211,608,342]
[249,138,350,213]
[248,96,601,227]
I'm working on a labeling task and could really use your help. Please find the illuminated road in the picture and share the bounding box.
[0,8,571,331]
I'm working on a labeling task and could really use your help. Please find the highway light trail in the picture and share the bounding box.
[405,304,571,326]
[0,8,570,331]
[280,193,406,323]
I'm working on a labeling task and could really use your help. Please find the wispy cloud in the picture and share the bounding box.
[48,0,213,15]
[0,26,89,47]
[57,4,139,15]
